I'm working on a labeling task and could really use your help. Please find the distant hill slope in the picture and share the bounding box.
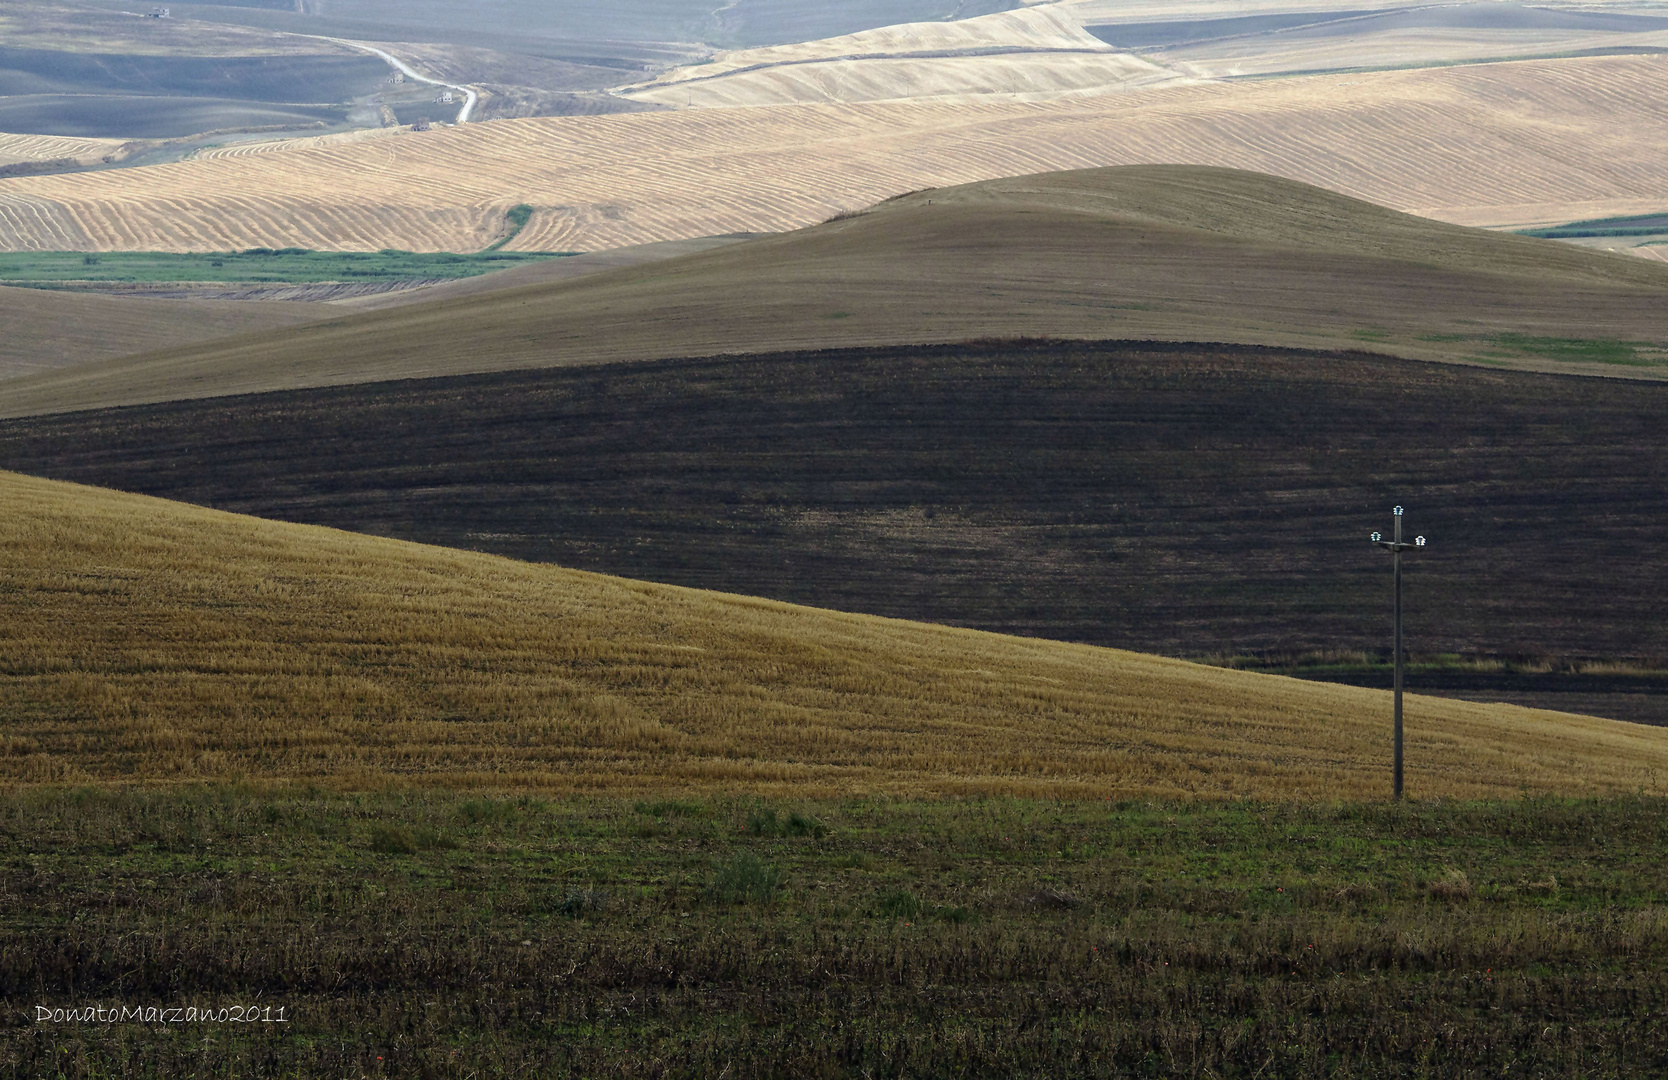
[4,467,1665,797]
[619,5,1192,108]
[1,54,1666,252]
[4,165,1666,415]
[0,283,321,380]
[6,340,1664,723]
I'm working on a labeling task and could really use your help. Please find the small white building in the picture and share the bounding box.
[436,90,454,105]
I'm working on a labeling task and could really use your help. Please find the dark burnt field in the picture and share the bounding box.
[1,340,1664,721]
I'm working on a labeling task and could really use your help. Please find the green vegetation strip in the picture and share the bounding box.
[6,790,1668,1076]
[1519,212,1668,239]
[0,247,575,286]
[482,204,535,253]
[1419,332,1660,366]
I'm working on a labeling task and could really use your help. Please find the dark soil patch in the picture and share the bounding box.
[2,340,1663,718]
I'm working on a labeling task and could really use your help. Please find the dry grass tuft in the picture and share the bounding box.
[4,469,1668,799]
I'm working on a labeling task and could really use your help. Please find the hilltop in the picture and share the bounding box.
[3,164,1667,415]
[4,467,1665,797]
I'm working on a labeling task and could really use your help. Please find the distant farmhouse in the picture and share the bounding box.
[145,6,170,16]
[436,91,455,105]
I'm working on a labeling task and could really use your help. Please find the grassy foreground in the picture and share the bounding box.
[5,788,1668,1077]
[4,469,1667,799]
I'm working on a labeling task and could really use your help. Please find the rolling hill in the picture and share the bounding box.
[3,165,1666,416]
[6,338,1664,725]
[4,466,1665,797]
[622,0,1668,108]
[618,5,1194,107]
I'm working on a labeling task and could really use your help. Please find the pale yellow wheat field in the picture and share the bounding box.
[1157,27,1668,81]
[0,133,128,168]
[620,5,1194,107]
[4,469,1667,799]
[0,55,1665,252]
[622,0,1668,107]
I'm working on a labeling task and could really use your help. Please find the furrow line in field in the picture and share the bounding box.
[3,58,1667,251]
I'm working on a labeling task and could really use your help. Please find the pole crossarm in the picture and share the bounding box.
[1368,506,1427,800]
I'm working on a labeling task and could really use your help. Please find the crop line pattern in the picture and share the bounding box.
[0,58,1665,252]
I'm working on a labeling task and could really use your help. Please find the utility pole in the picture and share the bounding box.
[1370,506,1426,799]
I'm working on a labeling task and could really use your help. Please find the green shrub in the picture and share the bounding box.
[636,799,702,818]
[369,823,455,853]
[368,823,417,854]
[876,889,921,919]
[456,798,519,825]
[709,853,782,904]
[747,807,827,838]
[554,888,609,917]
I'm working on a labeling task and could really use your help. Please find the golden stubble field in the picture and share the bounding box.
[1,55,1666,252]
[3,468,1666,799]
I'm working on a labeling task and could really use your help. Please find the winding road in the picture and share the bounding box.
[316,36,479,124]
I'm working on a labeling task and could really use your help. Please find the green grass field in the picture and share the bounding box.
[0,248,573,287]
[6,788,1667,1077]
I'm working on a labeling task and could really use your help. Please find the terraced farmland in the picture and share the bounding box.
[1,55,1666,252]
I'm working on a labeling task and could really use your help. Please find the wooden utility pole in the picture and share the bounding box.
[1371,506,1426,799]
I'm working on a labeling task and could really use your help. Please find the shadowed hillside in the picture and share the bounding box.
[5,165,1668,416]
[5,341,1664,713]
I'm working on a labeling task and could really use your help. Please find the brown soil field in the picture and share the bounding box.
[0,282,321,381]
[4,468,1665,798]
[8,340,1663,715]
[0,55,1665,251]
[4,165,1666,416]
